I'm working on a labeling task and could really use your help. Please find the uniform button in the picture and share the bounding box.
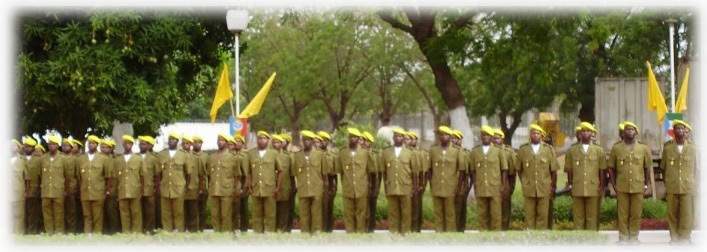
[584,182,587,184]
[535,180,537,183]
[484,180,487,184]
[395,173,398,176]
[307,181,310,184]
[259,173,262,176]
[584,173,586,176]
[259,180,262,183]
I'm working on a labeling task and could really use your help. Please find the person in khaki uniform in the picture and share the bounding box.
[229,135,249,232]
[450,130,472,232]
[492,128,517,230]
[23,137,43,234]
[293,131,330,233]
[516,124,558,230]
[565,122,606,231]
[100,139,121,234]
[280,133,297,232]
[361,131,381,233]
[246,131,283,233]
[181,135,201,232]
[115,135,145,233]
[157,132,192,232]
[12,140,30,234]
[335,128,377,233]
[60,139,79,233]
[608,121,651,244]
[138,136,159,233]
[406,131,427,233]
[70,139,85,233]
[77,135,112,234]
[316,131,337,232]
[470,126,508,231]
[192,135,209,232]
[272,135,295,233]
[428,126,467,233]
[208,134,241,232]
[382,129,420,234]
[660,120,697,244]
[39,136,70,234]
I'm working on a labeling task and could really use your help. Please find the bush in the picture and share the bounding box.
[642,199,667,219]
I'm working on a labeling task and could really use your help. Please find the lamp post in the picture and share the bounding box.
[666,18,677,112]
[226,10,250,116]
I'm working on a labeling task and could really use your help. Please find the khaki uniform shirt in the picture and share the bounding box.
[428,145,466,197]
[516,142,558,197]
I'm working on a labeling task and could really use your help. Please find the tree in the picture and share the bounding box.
[17,9,232,139]
[378,7,479,147]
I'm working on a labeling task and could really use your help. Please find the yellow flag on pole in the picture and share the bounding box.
[645,61,669,123]
[210,63,233,123]
[238,72,277,119]
[675,68,690,113]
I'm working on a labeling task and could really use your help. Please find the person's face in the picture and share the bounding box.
[168,137,179,149]
[272,140,283,150]
[11,143,19,154]
[71,145,80,154]
[492,135,503,145]
[34,148,43,155]
[88,141,98,153]
[139,141,148,153]
[193,141,203,152]
[100,145,111,154]
[23,144,34,155]
[439,134,451,145]
[530,130,542,144]
[48,142,59,153]
[228,142,236,151]
[303,138,313,149]
[181,141,191,151]
[674,124,686,140]
[348,135,359,146]
[257,136,269,149]
[314,139,322,149]
[123,141,134,153]
[217,137,226,150]
[61,143,72,153]
[363,141,372,148]
[320,139,329,149]
[623,126,637,140]
[393,133,404,146]
[408,138,417,147]
[480,133,491,145]
[580,129,592,142]
[234,141,244,150]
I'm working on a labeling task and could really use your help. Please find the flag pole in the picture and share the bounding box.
[235,32,241,116]
[667,18,677,113]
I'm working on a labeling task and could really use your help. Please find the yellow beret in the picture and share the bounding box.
[363,131,375,143]
[168,131,181,140]
[182,135,193,143]
[217,133,230,141]
[102,139,115,147]
[271,134,285,143]
[438,126,454,136]
[122,135,135,143]
[347,128,363,137]
[193,135,203,142]
[530,124,546,136]
[138,136,155,145]
[257,131,271,138]
[452,130,463,139]
[225,135,236,144]
[35,144,46,152]
[672,119,692,131]
[579,122,597,133]
[392,128,407,135]
[48,136,61,145]
[234,134,245,143]
[301,130,318,140]
[407,131,418,139]
[71,139,83,147]
[280,133,292,143]
[575,126,582,132]
[493,128,505,138]
[481,125,494,136]
[317,131,331,140]
[23,136,37,147]
[623,121,639,134]
[63,138,75,147]
[12,139,22,148]
[618,123,625,131]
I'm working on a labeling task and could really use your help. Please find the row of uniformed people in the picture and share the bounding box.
[10,119,695,242]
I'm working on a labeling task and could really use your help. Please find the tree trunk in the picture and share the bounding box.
[499,111,523,147]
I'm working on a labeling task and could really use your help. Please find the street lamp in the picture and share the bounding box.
[226,9,250,115]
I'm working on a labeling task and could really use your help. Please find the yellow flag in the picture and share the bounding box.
[675,68,690,113]
[210,64,233,123]
[238,72,277,119]
[646,61,669,123]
